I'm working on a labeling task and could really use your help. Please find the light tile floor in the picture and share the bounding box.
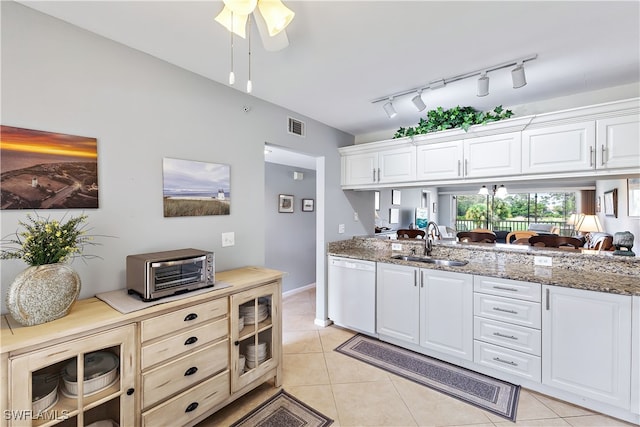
[197,287,636,427]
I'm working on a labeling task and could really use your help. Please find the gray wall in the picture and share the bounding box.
[597,178,640,252]
[1,2,365,315]
[264,163,316,293]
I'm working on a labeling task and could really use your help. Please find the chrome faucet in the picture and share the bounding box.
[424,221,441,256]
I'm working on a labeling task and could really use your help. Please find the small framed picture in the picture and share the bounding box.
[629,178,640,217]
[278,194,294,213]
[302,198,314,212]
[374,191,380,211]
[392,189,401,205]
[603,188,617,217]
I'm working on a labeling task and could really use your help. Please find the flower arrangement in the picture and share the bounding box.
[0,213,98,266]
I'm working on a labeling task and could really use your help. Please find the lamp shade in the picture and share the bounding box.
[478,185,489,196]
[576,214,602,233]
[257,0,295,36]
[223,0,258,15]
[215,6,249,38]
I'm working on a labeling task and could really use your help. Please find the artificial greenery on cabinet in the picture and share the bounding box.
[393,105,514,139]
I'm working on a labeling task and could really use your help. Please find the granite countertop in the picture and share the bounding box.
[328,241,640,297]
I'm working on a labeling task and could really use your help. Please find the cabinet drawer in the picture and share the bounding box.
[142,317,228,369]
[474,293,541,329]
[474,316,541,356]
[141,297,228,342]
[142,339,229,409]
[142,370,230,427]
[474,341,541,382]
[474,276,541,302]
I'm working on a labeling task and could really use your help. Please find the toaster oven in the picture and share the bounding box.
[126,248,215,301]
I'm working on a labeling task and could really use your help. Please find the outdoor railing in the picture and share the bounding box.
[455,219,573,236]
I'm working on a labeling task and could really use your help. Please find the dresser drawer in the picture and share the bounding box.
[142,317,228,369]
[474,341,541,382]
[474,276,541,302]
[141,297,228,342]
[474,293,541,329]
[474,316,541,356]
[142,370,230,427]
[142,339,229,409]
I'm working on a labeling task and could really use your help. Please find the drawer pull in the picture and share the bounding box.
[184,367,198,376]
[493,357,518,366]
[184,313,198,322]
[492,307,518,315]
[493,332,518,340]
[493,286,518,292]
[184,336,198,345]
[185,402,199,413]
[126,388,135,396]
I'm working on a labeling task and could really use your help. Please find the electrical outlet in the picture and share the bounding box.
[221,232,235,247]
[338,224,345,234]
[391,243,402,251]
[534,256,552,267]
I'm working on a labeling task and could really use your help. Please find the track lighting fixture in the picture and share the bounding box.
[511,61,527,88]
[411,91,427,112]
[477,72,489,97]
[372,54,537,117]
[383,98,397,118]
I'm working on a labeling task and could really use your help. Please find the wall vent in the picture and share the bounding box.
[288,117,305,137]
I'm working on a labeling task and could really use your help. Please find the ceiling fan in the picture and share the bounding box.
[214,0,295,52]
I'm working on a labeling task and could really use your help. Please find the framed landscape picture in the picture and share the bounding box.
[162,157,230,217]
[0,125,98,209]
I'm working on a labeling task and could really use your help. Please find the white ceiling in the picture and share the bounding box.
[16,1,640,137]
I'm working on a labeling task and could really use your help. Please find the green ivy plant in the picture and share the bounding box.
[393,105,514,139]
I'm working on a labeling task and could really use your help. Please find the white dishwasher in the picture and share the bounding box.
[328,256,376,336]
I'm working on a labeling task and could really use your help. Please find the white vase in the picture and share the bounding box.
[6,263,81,326]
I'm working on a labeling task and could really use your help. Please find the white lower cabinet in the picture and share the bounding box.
[419,269,473,360]
[377,263,473,361]
[542,285,632,410]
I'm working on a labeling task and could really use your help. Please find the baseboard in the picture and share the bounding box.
[314,318,332,327]
[282,283,315,298]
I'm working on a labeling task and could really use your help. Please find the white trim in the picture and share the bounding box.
[282,283,315,299]
[314,318,332,327]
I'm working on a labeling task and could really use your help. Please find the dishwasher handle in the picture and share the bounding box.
[329,258,376,271]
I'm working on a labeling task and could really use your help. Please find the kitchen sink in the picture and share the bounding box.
[391,254,468,267]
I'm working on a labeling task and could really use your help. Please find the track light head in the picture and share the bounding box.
[511,62,527,88]
[411,92,426,112]
[383,98,397,118]
[477,73,489,97]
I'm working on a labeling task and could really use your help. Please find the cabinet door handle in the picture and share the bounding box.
[185,402,199,413]
[184,367,198,376]
[546,288,550,310]
[372,168,376,182]
[589,146,594,167]
[126,388,135,396]
[184,336,198,345]
[457,160,461,176]
[493,357,518,366]
[184,313,198,322]
[464,159,468,176]
[492,307,518,315]
[601,144,606,166]
[414,270,417,287]
[493,286,518,292]
[493,332,518,340]
[377,168,381,182]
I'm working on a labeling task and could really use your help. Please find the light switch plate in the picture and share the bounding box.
[222,232,235,247]
[338,224,345,234]
[391,243,402,251]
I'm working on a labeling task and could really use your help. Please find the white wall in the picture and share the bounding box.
[597,177,640,253]
[0,2,363,315]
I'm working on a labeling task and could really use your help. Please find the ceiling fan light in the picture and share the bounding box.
[383,99,397,118]
[215,6,249,38]
[512,62,527,88]
[411,92,426,111]
[257,0,295,36]
[223,0,258,15]
[477,73,489,97]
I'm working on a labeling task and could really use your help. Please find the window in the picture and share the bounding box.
[455,191,577,236]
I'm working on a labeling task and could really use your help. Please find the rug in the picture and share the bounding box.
[230,389,333,427]
[335,334,519,421]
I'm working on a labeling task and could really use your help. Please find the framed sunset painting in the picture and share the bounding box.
[0,126,98,209]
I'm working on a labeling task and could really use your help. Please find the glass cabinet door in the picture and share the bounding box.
[230,282,280,393]
[9,325,135,427]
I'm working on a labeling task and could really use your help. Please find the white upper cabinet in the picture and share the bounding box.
[464,132,522,178]
[597,114,640,170]
[522,121,596,174]
[416,140,464,180]
[341,143,415,186]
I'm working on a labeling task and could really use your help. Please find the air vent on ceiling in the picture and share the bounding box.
[288,117,305,137]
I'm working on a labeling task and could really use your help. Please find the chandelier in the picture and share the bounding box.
[215,0,295,93]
